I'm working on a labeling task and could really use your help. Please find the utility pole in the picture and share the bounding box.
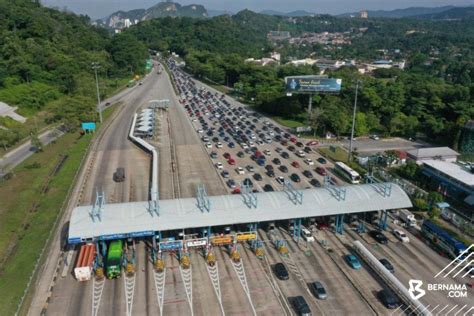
[348,80,360,162]
[92,62,103,123]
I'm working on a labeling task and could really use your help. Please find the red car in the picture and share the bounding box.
[291,161,300,168]
[255,151,263,158]
[306,140,319,146]
[290,137,297,143]
[232,188,241,194]
[228,158,236,165]
[315,167,326,176]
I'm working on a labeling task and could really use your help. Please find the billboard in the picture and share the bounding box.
[211,235,233,246]
[159,241,182,251]
[186,238,207,248]
[285,76,342,93]
[236,233,257,241]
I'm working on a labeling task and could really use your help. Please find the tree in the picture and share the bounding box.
[355,112,369,136]
[30,131,43,152]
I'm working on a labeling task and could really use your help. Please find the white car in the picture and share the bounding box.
[216,142,223,148]
[215,162,223,169]
[304,158,314,166]
[296,150,306,158]
[205,142,213,148]
[393,229,409,242]
[197,129,203,133]
[276,176,285,185]
[370,134,380,140]
[241,143,249,149]
[264,149,271,156]
[236,167,245,175]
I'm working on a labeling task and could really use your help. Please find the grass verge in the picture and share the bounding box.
[0,104,117,315]
[319,146,349,163]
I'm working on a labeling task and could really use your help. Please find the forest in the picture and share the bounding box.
[128,10,474,148]
[0,0,148,149]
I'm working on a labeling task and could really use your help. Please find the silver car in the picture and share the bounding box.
[309,281,327,300]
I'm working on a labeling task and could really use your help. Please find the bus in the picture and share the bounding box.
[421,220,467,260]
[106,240,123,279]
[334,162,361,184]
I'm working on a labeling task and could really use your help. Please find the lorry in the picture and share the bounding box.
[74,244,96,281]
[398,209,416,226]
[106,240,123,279]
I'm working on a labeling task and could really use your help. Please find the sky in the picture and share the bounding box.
[41,0,474,19]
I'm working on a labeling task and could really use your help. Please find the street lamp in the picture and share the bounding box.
[348,80,361,162]
[91,62,103,123]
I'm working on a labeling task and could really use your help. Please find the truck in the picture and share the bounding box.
[106,240,123,279]
[398,209,416,226]
[74,244,96,281]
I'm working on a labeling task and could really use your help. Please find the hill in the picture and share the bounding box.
[99,1,208,29]
[415,6,474,19]
[339,6,457,18]
[260,9,315,17]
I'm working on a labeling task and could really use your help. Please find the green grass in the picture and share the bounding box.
[272,117,305,128]
[0,102,118,315]
[431,218,473,246]
[319,146,349,163]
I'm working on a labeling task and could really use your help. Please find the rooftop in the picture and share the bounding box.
[68,183,412,243]
[422,160,474,187]
[407,147,459,159]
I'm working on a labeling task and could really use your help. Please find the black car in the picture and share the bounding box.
[291,296,311,316]
[369,230,389,244]
[263,184,274,192]
[272,158,281,165]
[237,151,245,158]
[379,258,395,273]
[267,169,275,177]
[304,146,312,153]
[242,178,254,188]
[310,179,321,187]
[279,165,288,173]
[302,170,313,178]
[281,152,290,159]
[288,145,296,152]
[378,289,400,309]
[290,173,301,182]
[265,164,274,171]
[317,157,327,164]
[253,173,263,181]
[296,141,304,147]
[274,263,289,280]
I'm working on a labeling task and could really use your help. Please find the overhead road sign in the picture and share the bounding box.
[81,122,96,132]
[285,76,342,93]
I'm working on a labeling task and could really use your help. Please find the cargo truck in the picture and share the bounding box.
[106,240,123,279]
[398,209,416,226]
[74,244,96,281]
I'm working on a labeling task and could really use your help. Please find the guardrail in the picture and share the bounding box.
[353,240,431,316]
[129,113,159,209]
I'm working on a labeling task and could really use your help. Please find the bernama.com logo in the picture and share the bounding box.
[408,279,468,299]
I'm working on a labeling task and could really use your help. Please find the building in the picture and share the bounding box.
[421,160,474,208]
[267,31,291,41]
[360,11,368,19]
[406,147,460,163]
[315,59,345,70]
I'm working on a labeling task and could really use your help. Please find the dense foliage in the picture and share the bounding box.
[128,10,474,147]
[0,0,148,149]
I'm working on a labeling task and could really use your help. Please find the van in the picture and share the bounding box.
[113,167,125,182]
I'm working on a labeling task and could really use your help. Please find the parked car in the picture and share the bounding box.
[267,169,275,177]
[242,178,253,188]
[223,152,231,159]
[291,161,300,168]
[274,263,289,280]
[281,152,290,159]
[237,151,245,158]
[226,179,236,188]
[369,230,388,244]
[315,167,327,176]
[263,184,274,192]
[246,165,255,172]
[392,229,409,242]
[279,165,288,173]
[310,179,321,187]
[290,173,301,182]
[253,173,263,181]
[317,157,327,164]
[304,158,314,165]
[221,170,230,178]
[276,176,285,185]
[379,258,395,273]
[378,289,400,309]
[215,162,223,169]
[303,170,313,178]
[236,167,245,175]
[210,152,218,159]
[309,281,327,300]
[345,254,362,269]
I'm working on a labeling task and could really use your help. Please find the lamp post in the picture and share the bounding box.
[348,80,361,162]
[91,62,103,123]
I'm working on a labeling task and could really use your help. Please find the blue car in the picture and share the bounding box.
[257,159,265,166]
[345,254,362,269]
[228,142,235,148]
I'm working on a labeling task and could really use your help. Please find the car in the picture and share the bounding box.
[370,134,380,140]
[291,161,300,168]
[369,230,388,244]
[317,157,327,164]
[197,129,204,134]
[212,137,219,142]
[303,146,312,153]
[221,170,230,178]
[303,158,314,166]
[226,179,236,188]
[291,296,311,316]
[378,289,400,309]
[309,281,327,300]
[303,170,313,178]
[253,173,263,181]
[290,137,297,143]
[236,151,245,158]
[216,142,223,148]
[281,152,290,159]
[345,254,362,269]
[242,178,254,188]
[306,140,318,146]
[205,142,212,148]
[296,141,304,147]
[273,263,289,280]
[392,229,409,242]
[310,179,321,187]
[315,167,327,176]
[279,165,288,173]
[276,176,285,185]
[228,158,236,165]
[256,159,265,166]
[209,152,218,159]
[113,167,125,182]
[290,173,301,182]
[296,150,306,158]
[263,184,274,192]
[232,188,241,194]
[266,169,275,177]
[246,165,255,172]
[215,162,223,169]
[288,145,295,152]
[263,149,271,156]
[275,147,283,154]
[265,164,274,171]
[272,158,281,165]
[228,142,236,148]
[379,258,395,273]
[236,167,245,175]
